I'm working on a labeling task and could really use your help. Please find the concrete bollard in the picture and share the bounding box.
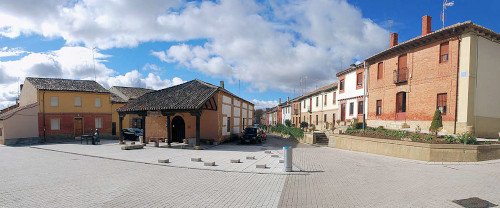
[264,150,272,154]
[191,158,202,162]
[204,162,216,166]
[246,156,256,160]
[256,164,267,169]
[283,146,292,172]
[279,159,284,163]
[230,159,241,163]
[271,155,280,158]
[158,159,170,163]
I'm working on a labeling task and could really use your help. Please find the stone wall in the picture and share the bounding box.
[328,134,500,162]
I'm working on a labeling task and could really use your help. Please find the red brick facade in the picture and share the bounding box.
[367,38,459,124]
[38,113,112,138]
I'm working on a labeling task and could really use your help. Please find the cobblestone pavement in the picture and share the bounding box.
[1,136,499,207]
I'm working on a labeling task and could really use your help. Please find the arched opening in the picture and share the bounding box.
[171,116,185,143]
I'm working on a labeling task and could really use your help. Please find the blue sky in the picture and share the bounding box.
[0,0,498,109]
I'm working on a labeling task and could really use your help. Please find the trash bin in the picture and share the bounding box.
[283,146,292,172]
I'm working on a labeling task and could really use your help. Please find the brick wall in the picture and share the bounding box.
[367,38,459,132]
[38,113,112,138]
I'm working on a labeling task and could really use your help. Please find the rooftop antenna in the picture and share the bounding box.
[238,79,241,95]
[387,19,394,32]
[441,0,455,28]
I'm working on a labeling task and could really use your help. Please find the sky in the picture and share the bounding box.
[0,0,499,109]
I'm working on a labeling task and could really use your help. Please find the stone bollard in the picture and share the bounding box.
[271,155,280,158]
[256,164,267,169]
[246,156,256,160]
[264,150,272,154]
[191,158,202,162]
[283,146,292,172]
[204,162,216,166]
[154,141,159,147]
[158,159,170,163]
[230,159,241,163]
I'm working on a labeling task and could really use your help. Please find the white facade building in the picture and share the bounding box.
[336,63,367,123]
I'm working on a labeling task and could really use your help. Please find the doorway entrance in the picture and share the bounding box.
[340,103,346,121]
[171,116,185,143]
[396,92,407,120]
[74,118,84,137]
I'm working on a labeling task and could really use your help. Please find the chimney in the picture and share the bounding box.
[422,15,432,36]
[390,33,398,47]
[220,81,224,89]
[279,98,282,104]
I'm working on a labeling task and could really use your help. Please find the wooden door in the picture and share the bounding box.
[340,104,346,121]
[74,118,84,137]
[395,92,407,120]
[397,54,408,82]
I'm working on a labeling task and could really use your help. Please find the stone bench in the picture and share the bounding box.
[256,164,267,169]
[191,158,202,162]
[246,156,256,160]
[230,159,241,163]
[158,159,170,163]
[204,161,215,166]
[121,144,144,150]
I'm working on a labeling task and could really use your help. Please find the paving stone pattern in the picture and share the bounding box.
[0,136,499,207]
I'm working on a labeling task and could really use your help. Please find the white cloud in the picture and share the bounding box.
[0,0,389,96]
[252,99,279,110]
[0,47,184,109]
[0,47,26,58]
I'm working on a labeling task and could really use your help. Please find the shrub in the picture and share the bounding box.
[444,135,456,144]
[300,121,309,129]
[309,124,316,131]
[424,135,433,142]
[410,134,421,142]
[285,119,292,127]
[415,125,422,134]
[429,109,443,136]
[456,132,477,145]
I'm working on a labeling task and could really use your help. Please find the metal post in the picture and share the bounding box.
[166,114,171,147]
[141,114,146,144]
[119,113,124,144]
[195,111,201,149]
[283,146,292,172]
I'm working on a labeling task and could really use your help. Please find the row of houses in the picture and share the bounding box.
[263,16,500,138]
[0,78,254,145]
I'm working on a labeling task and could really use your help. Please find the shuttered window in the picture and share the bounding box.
[349,102,354,115]
[332,92,336,104]
[324,95,327,105]
[440,42,449,63]
[358,101,364,114]
[376,100,382,116]
[356,72,363,87]
[339,79,345,91]
[437,93,447,115]
[377,62,383,79]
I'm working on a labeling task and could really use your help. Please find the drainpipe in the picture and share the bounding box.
[42,91,46,143]
[454,35,461,135]
[363,61,368,131]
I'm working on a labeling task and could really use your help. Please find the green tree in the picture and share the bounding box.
[429,109,443,136]
[300,121,308,129]
[285,119,292,127]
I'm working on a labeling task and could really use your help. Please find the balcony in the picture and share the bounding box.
[393,68,408,84]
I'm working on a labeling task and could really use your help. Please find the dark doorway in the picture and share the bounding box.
[74,118,84,137]
[396,92,407,120]
[171,116,185,143]
[112,122,116,135]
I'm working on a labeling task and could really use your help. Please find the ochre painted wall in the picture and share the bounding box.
[38,91,112,114]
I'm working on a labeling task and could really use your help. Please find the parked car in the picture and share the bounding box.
[241,127,262,144]
[121,128,143,141]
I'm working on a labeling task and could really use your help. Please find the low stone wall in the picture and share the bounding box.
[328,134,500,162]
[303,132,314,144]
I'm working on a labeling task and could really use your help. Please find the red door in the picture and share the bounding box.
[397,54,408,83]
[395,92,407,120]
[340,103,346,121]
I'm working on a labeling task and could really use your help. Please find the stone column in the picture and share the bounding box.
[119,113,125,144]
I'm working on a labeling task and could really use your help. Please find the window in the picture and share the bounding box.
[323,114,327,123]
[440,42,449,63]
[0,127,3,136]
[74,97,82,107]
[377,62,383,79]
[437,93,447,115]
[324,95,327,106]
[303,100,306,108]
[95,98,101,107]
[339,79,345,92]
[376,100,382,116]
[396,54,408,83]
[50,118,60,130]
[227,117,231,132]
[356,72,363,87]
[349,102,354,115]
[332,113,336,123]
[50,97,59,107]
[95,118,103,129]
[333,92,336,104]
[315,115,318,125]
[358,101,364,114]
[316,97,319,107]
[243,119,245,127]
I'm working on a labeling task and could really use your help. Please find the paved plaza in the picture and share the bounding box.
[0,136,499,207]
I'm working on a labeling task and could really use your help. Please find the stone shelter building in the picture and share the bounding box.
[117,79,254,148]
[109,86,153,136]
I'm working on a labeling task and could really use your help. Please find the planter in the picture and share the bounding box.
[330,134,500,162]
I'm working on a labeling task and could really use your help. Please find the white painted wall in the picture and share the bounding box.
[281,105,291,124]
[337,70,366,121]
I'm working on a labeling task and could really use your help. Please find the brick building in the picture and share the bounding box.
[336,63,366,123]
[365,16,500,138]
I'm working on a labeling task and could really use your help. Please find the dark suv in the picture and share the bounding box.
[241,127,262,144]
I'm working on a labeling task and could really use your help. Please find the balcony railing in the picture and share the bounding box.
[393,68,408,84]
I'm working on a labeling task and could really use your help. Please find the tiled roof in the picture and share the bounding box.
[110,93,127,103]
[336,63,364,77]
[298,82,338,100]
[117,79,220,112]
[110,86,154,101]
[0,103,38,120]
[26,77,109,93]
[366,21,500,63]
